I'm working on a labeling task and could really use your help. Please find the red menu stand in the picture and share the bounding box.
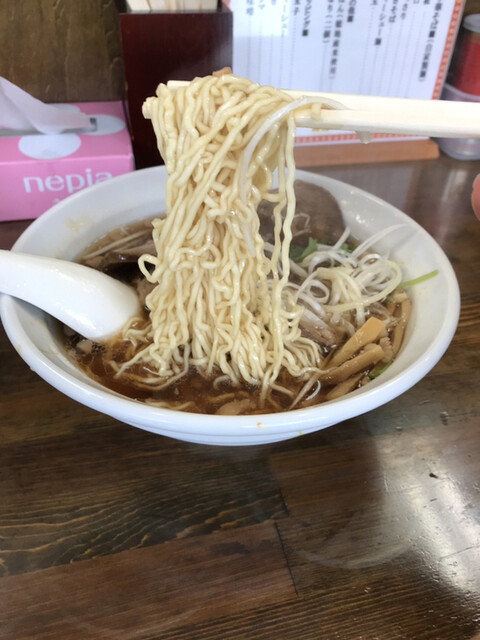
[119,4,233,169]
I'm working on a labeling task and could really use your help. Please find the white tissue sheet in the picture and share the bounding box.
[0,77,91,135]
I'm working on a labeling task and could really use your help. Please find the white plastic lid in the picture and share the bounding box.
[463,14,480,33]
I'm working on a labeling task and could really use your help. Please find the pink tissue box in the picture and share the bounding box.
[0,101,134,222]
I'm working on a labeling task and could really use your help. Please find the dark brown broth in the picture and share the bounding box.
[63,183,398,414]
[63,326,335,413]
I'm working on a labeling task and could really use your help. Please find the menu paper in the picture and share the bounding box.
[228,0,464,146]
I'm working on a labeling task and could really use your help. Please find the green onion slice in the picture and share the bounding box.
[400,269,438,288]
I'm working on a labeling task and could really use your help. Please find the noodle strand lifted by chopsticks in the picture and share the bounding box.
[123,73,326,399]
[95,73,408,413]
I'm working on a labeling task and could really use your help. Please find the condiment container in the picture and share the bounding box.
[435,83,480,160]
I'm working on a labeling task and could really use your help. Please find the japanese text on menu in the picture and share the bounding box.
[230,0,460,99]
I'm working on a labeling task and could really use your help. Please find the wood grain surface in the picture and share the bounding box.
[0,0,124,102]
[1,155,480,639]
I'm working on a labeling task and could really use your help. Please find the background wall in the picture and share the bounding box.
[0,0,479,104]
[466,0,480,12]
[0,0,125,102]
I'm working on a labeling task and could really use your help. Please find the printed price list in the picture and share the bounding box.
[230,0,462,99]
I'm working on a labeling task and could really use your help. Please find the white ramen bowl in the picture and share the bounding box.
[0,167,460,446]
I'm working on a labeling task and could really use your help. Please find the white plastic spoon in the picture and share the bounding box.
[0,250,141,340]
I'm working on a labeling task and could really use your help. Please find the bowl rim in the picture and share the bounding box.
[0,167,461,438]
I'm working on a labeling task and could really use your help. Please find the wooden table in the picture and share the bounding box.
[1,155,479,640]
